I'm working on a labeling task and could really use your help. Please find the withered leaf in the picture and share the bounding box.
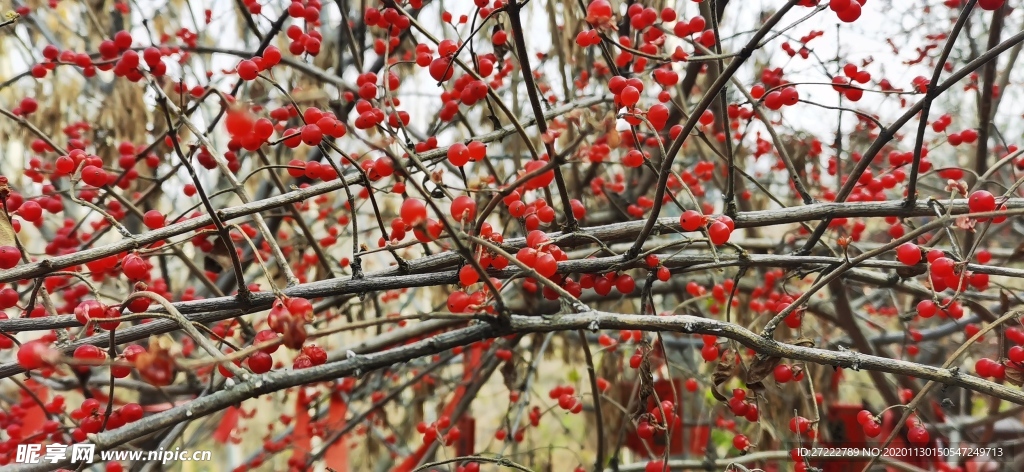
[203,234,235,274]
[790,337,816,348]
[501,356,517,392]
[1005,367,1024,387]
[712,348,739,402]
[0,211,16,248]
[638,355,654,410]
[745,354,781,385]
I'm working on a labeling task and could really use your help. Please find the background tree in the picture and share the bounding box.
[1,0,1024,471]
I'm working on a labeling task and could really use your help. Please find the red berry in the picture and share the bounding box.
[968,190,996,214]
[620,85,640,106]
[907,426,929,445]
[930,257,955,277]
[300,125,323,145]
[0,246,21,269]
[732,434,750,451]
[237,60,259,81]
[680,210,704,231]
[458,265,479,286]
[142,210,165,229]
[917,300,937,318]
[708,221,731,245]
[615,274,635,293]
[450,196,476,223]
[81,165,109,187]
[429,57,455,82]
[122,254,149,280]
[1008,346,1024,364]
[401,198,428,226]
[773,364,793,383]
[447,291,471,312]
[979,0,1004,10]
[17,340,54,370]
[447,143,470,166]
[896,243,922,265]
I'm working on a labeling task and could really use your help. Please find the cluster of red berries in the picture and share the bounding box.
[448,225,504,312]
[750,84,800,111]
[577,271,636,297]
[443,71,493,112]
[235,45,283,81]
[905,417,931,445]
[505,191,572,230]
[447,141,487,167]
[828,0,864,23]
[515,230,567,281]
[700,334,720,362]
[364,5,414,34]
[67,398,144,438]
[598,330,645,349]
[284,24,323,56]
[678,210,734,245]
[2,394,67,447]
[74,299,122,330]
[10,97,39,117]
[286,0,322,23]
[947,128,979,147]
[415,416,461,445]
[671,14,707,40]
[773,363,805,384]
[574,29,602,47]
[636,399,681,442]
[267,297,314,349]
[728,389,760,423]
[896,243,992,295]
[292,344,327,370]
[549,385,584,414]
[854,409,883,437]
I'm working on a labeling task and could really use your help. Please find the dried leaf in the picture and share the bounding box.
[1004,367,1024,387]
[638,354,654,410]
[501,356,517,392]
[203,235,235,274]
[605,116,621,148]
[711,348,738,402]
[0,210,16,247]
[745,354,781,385]
[790,337,816,348]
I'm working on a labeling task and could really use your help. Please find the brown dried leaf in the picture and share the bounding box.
[0,210,16,247]
[1004,367,1024,387]
[712,348,739,402]
[605,117,621,148]
[501,356,517,392]
[745,355,781,385]
[790,337,816,348]
[638,354,654,410]
[203,235,235,275]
